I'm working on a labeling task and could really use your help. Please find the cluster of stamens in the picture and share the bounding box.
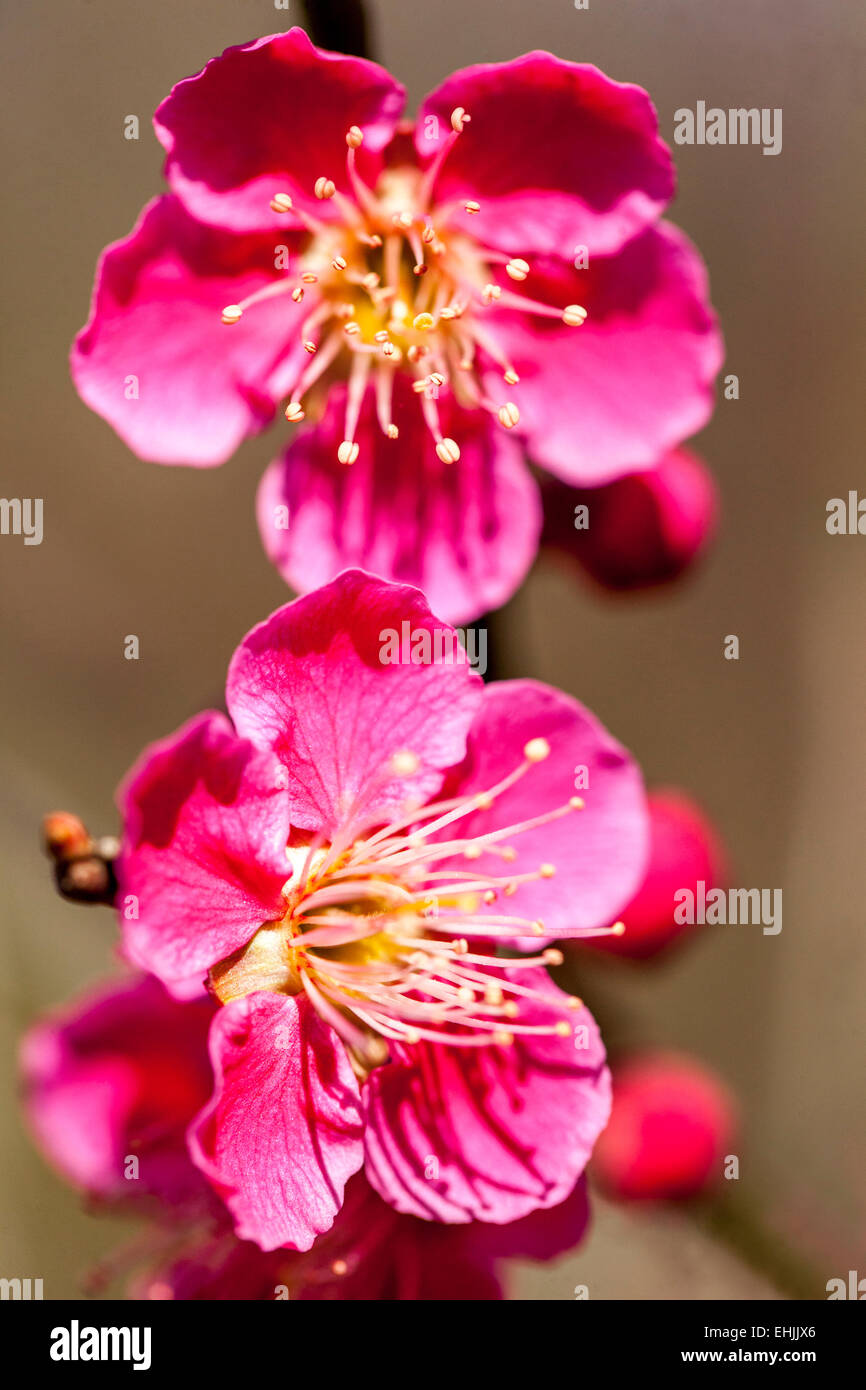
[209,737,625,1076]
[221,111,587,466]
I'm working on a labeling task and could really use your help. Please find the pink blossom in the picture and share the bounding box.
[592,1051,737,1200]
[575,788,728,959]
[20,973,215,1216]
[115,569,648,1250]
[22,973,589,1300]
[542,447,719,592]
[71,28,722,622]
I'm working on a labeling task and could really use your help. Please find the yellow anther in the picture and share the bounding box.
[563,304,588,327]
[343,321,361,336]
[464,200,481,214]
[386,424,399,439]
[301,272,319,284]
[539,863,556,879]
[463,845,483,860]
[284,402,305,423]
[332,255,348,271]
[555,1021,572,1038]
[436,438,461,464]
[506,258,530,282]
[346,126,364,149]
[314,177,336,200]
[221,304,243,325]
[331,1259,348,1277]
[422,225,436,244]
[503,1001,520,1019]
[567,996,583,1010]
[270,193,293,214]
[524,737,550,763]
[611,920,626,937]
[338,441,360,465]
[291,287,304,303]
[413,312,435,331]
[450,107,471,134]
[492,1030,514,1047]
[504,368,520,386]
[543,949,564,966]
[570,796,585,811]
[498,402,520,429]
[482,283,502,303]
[303,340,317,354]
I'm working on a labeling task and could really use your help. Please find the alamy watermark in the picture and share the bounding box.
[674,881,783,935]
[674,103,782,156]
[0,497,43,545]
[379,621,487,675]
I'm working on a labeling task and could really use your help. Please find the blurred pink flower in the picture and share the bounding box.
[115,569,648,1250]
[71,28,722,622]
[592,1051,737,1200]
[542,447,719,592]
[22,973,590,1300]
[576,788,728,959]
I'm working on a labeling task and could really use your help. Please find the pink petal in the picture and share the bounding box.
[226,571,483,837]
[257,377,541,626]
[469,1176,590,1263]
[118,712,292,997]
[364,970,610,1224]
[482,224,723,485]
[71,196,311,465]
[155,28,405,233]
[20,975,214,1209]
[418,51,673,258]
[188,992,364,1251]
[441,679,648,936]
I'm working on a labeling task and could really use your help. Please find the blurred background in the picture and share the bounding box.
[1,0,864,1299]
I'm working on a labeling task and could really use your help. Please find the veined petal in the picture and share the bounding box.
[188,992,365,1251]
[418,51,674,257]
[118,712,292,997]
[364,970,610,1224]
[155,28,405,233]
[71,196,311,465]
[257,377,541,626]
[225,571,484,837]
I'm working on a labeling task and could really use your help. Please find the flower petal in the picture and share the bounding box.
[71,196,311,465]
[418,51,673,257]
[118,712,292,996]
[364,970,610,1224]
[441,678,648,936]
[226,571,483,837]
[482,224,723,485]
[155,28,405,233]
[188,992,364,1251]
[257,377,541,626]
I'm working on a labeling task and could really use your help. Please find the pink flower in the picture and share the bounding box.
[115,569,648,1250]
[576,788,728,959]
[22,973,590,1300]
[592,1051,737,1200]
[71,28,722,623]
[542,447,719,592]
[20,973,215,1216]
